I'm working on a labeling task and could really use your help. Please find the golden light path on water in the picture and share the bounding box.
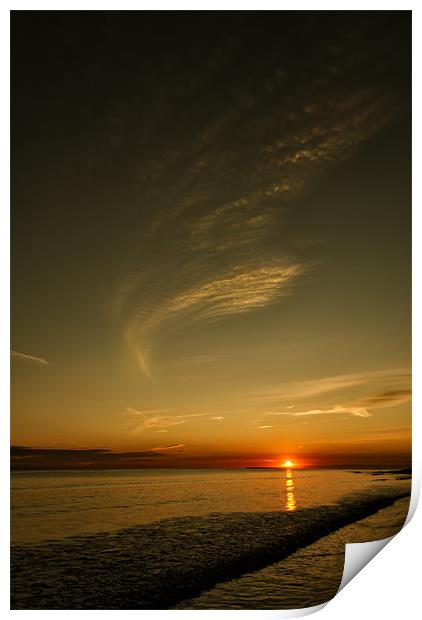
[285,468,296,512]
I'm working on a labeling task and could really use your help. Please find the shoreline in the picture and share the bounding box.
[11,486,410,609]
[176,496,410,610]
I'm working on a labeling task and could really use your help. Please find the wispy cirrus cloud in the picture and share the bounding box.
[11,350,50,366]
[122,260,305,377]
[356,390,412,409]
[109,19,406,377]
[153,443,185,451]
[126,408,188,433]
[245,369,410,404]
[126,407,207,434]
[268,405,372,418]
[166,264,303,321]
[124,408,226,434]
[266,388,411,418]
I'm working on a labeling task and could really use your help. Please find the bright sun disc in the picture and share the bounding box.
[282,459,294,468]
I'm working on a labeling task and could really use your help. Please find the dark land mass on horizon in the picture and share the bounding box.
[245,466,412,472]
[10,445,412,472]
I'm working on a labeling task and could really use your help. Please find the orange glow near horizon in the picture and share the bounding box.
[281,459,295,468]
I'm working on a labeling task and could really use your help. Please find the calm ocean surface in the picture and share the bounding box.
[11,468,409,544]
[11,468,411,609]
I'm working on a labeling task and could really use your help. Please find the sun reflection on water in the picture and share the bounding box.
[284,468,297,511]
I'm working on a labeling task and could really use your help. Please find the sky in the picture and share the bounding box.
[11,11,411,469]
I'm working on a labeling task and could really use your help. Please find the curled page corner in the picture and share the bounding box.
[338,535,394,593]
[337,482,417,595]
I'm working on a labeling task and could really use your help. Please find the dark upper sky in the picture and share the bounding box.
[11,12,411,467]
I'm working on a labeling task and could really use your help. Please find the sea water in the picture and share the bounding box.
[11,468,409,544]
[11,468,411,609]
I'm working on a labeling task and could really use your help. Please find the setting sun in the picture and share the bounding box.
[281,460,295,468]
